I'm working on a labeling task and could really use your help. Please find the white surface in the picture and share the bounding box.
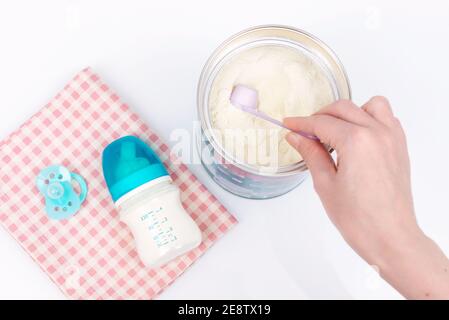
[0,0,448,300]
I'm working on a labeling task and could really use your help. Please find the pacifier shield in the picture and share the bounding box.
[36,165,88,220]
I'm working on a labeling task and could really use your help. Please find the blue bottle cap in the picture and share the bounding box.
[102,136,169,202]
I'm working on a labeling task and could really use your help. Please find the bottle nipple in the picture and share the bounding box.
[115,141,150,180]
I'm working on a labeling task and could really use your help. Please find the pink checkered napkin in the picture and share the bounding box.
[0,68,237,299]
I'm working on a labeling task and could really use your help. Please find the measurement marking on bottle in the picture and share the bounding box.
[140,206,178,248]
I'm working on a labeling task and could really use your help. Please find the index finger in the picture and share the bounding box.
[283,114,353,151]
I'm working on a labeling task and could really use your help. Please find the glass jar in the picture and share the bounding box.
[197,25,351,199]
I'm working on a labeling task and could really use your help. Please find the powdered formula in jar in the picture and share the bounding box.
[209,45,335,168]
[197,25,351,199]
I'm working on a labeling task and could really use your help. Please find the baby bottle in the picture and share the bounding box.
[102,136,202,267]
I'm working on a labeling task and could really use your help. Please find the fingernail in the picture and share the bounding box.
[286,132,303,147]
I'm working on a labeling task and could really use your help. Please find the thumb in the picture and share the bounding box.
[286,132,336,182]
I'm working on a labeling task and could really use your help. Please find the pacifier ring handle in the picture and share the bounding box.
[71,172,88,203]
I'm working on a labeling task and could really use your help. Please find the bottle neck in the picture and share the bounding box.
[115,175,173,209]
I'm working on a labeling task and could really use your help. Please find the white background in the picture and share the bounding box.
[0,0,448,299]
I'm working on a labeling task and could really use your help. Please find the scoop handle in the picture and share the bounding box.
[242,106,320,141]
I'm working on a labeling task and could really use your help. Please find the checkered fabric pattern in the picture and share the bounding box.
[0,68,237,299]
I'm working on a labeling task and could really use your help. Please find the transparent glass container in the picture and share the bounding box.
[197,25,351,199]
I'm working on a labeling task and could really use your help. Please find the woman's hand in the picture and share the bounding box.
[284,97,449,299]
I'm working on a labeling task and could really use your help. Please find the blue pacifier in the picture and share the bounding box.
[36,165,88,220]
